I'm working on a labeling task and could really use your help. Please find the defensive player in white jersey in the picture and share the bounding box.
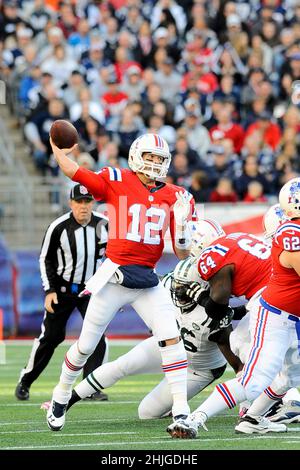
[168,181,300,438]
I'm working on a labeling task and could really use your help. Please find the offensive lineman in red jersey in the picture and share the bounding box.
[46,133,195,432]
[168,180,300,438]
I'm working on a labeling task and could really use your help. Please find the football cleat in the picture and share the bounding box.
[47,400,67,431]
[166,411,208,439]
[264,399,283,418]
[235,414,287,434]
[83,390,108,401]
[15,382,30,401]
[268,400,300,424]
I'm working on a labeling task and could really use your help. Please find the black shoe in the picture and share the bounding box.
[264,399,283,418]
[83,391,108,401]
[15,382,30,401]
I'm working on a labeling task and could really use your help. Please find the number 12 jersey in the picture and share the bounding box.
[72,166,195,267]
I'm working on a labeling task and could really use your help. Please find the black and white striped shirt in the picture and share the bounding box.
[40,211,108,294]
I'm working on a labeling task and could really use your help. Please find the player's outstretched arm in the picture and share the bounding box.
[50,138,79,179]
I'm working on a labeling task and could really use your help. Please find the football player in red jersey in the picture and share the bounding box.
[168,182,300,438]
[46,134,195,432]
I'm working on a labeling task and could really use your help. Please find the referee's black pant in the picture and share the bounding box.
[20,292,107,387]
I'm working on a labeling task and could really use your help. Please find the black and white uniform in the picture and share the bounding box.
[81,278,227,419]
[19,210,109,387]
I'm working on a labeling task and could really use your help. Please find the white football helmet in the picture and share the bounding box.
[170,256,208,311]
[128,133,171,180]
[279,177,300,218]
[190,219,225,257]
[263,204,287,239]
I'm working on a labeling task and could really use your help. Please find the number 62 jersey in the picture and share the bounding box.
[262,220,300,316]
[72,166,195,267]
[197,232,272,300]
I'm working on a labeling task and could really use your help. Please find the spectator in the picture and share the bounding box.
[234,155,269,199]
[41,44,78,88]
[76,152,96,171]
[62,70,86,109]
[114,46,141,83]
[114,105,145,158]
[57,2,80,39]
[245,110,282,151]
[209,105,245,153]
[243,181,267,203]
[70,87,105,125]
[182,111,211,159]
[68,18,91,59]
[181,54,219,95]
[96,141,127,170]
[121,65,145,101]
[24,97,67,174]
[0,0,27,40]
[207,145,236,185]
[101,74,129,122]
[168,152,191,188]
[134,20,153,68]
[172,135,203,169]
[209,177,238,203]
[151,0,187,36]
[188,170,211,203]
[153,56,181,103]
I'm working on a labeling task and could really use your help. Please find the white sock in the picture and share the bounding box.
[75,370,104,398]
[75,363,117,398]
[160,341,189,417]
[52,342,89,403]
[247,386,286,416]
[193,378,247,419]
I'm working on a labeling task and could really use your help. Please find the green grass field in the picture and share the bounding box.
[1,342,300,451]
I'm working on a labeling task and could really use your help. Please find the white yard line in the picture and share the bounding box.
[0,401,139,406]
[4,339,141,347]
[0,417,131,426]
[0,430,136,436]
[3,435,300,450]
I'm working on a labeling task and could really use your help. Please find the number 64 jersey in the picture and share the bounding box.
[72,166,195,267]
[197,233,272,300]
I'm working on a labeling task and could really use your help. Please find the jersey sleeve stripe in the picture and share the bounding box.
[108,167,122,182]
[275,224,300,237]
[115,167,122,181]
[108,167,114,181]
[214,244,229,254]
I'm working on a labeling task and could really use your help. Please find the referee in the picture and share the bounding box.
[15,184,109,401]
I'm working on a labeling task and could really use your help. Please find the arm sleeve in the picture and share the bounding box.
[39,224,60,294]
[72,167,109,201]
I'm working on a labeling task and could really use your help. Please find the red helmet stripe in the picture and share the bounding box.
[204,218,223,235]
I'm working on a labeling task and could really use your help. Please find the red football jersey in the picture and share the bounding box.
[262,220,300,316]
[197,233,271,299]
[72,167,195,267]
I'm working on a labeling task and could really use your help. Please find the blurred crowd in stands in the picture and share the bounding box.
[1,0,300,203]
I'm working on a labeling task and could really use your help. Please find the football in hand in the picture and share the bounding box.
[50,120,78,150]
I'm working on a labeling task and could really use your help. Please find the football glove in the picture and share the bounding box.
[174,191,191,226]
[207,308,234,342]
[186,282,209,304]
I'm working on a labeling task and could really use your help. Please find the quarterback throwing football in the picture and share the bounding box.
[46,133,195,431]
